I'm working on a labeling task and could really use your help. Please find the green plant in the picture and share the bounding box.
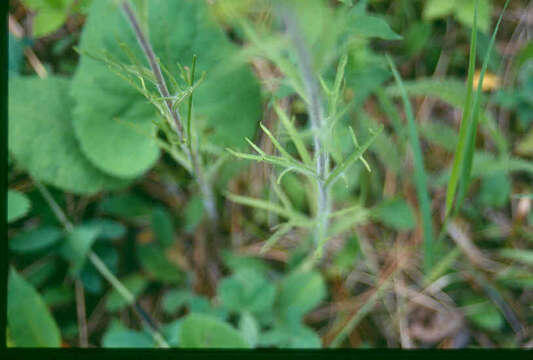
[7,0,532,350]
[21,0,92,37]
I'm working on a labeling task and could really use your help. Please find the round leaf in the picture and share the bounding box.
[8,76,128,194]
[71,0,262,178]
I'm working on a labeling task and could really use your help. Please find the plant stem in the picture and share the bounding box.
[121,1,183,138]
[121,1,218,226]
[280,6,330,254]
[34,181,170,348]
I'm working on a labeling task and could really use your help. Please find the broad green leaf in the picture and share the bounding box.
[161,320,182,347]
[61,225,100,274]
[423,0,457,20]
[455,0,492,33]
[347,12,402,41]
[221,252,272,276]
[79,245,119,294]
[25,258,59,288]
[179,313,250,348]
[82,218,127,240]
[136,243,183,284]
[163,290,195,314]
[8,34,24,75]
[334,235,361,273]
[106,274,148,312]
[277,271,326,321]
[259,324,321,348]
[8,76,128,194]
[71,0,261,178]
[371,198,416,231]
[218,269,276,315]
[9,226,63,253]
[42,285,75,307]
[478,173,510,208]
[99,194,153,221]
[151,207,174,248]
[8,268,61,347]
[7,189,31,223]
[239,312,259,347]
[33,7,67,37]
[102,329,154,348]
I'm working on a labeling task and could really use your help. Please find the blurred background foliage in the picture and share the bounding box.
[7,0,533,349]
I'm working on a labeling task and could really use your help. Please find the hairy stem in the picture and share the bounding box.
[121,1,183,138]
[35,181,170,348]
[281,6,330,252]
[121,1,218,225]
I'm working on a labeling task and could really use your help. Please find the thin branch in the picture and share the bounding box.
[121,1,218,225]
[121,1,183,138]
[75,280,89,348]
[280,5,330,252]
[34,181,170,348]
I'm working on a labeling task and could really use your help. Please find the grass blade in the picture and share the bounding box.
[445,2,479,218]
[387,55,435,274]
[455,0,510,213]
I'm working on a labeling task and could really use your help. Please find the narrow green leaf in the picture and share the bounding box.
[274,104,313,166]
[325,125,383,187]
[455,0,510,213]
[9,227,63,253]
[260,223,293,254]
[387,55,434,273]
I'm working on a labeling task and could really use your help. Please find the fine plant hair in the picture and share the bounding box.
[280,5,331,253]
[118,1,218,226]
[227,2,382,261]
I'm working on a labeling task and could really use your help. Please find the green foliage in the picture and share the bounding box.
[102,326,154,348]
[371,198,416,231]
[388,56,435,272]
[151,207,175,248]
[9,226,63,253]
[423,0,492,33]
[71,0,261,178]
[218,269,276,315]
[462,298,504,331]
[60,224,100,274]
[99,194,153,222]
[8,268,61,347]
[7,189,31,223]
[21,0,93,38]
[106,274,148,312]
[8,76,128,194]
[136,243,183,284]
[277,271,326,321]
[179,313,250,348]
[7,0,531,350]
